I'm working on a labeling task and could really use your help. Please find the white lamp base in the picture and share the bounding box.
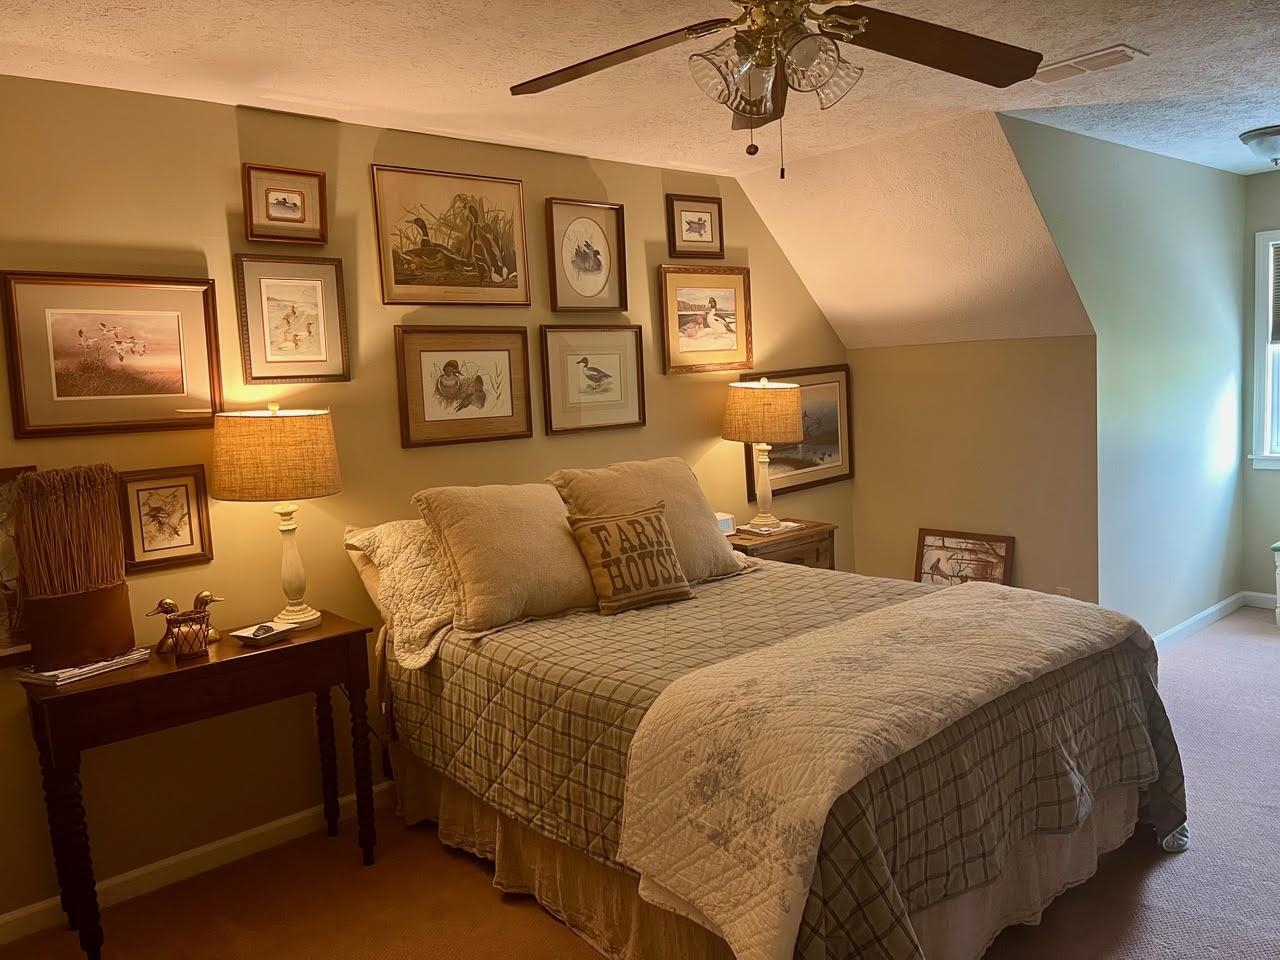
[749,442,782,531]
[273,502,322,631]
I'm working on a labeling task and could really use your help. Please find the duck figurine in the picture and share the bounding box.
[147,598,180,652]
[576,356,614,392]
[193,591,225,643]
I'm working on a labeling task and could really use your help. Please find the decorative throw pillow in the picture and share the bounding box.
[547,457,747,584]
[568,503,693,615]
[412,483,598,637]
[343,520,454,670]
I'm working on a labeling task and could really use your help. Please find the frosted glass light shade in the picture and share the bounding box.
[689,37,740,104]
[780,24,839,92]
[817,56,864,109]
[690,37,780,118]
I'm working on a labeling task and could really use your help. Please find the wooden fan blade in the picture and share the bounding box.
[510,18,734,95]
[821,4,1042,88]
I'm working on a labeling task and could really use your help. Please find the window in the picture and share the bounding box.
[1253,231,1280,467]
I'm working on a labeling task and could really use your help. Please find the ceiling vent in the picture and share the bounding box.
[1032,44,1148,85]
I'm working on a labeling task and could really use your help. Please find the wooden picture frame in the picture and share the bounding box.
[914,529,1016,587]
[665,193,724,259]
[545,198,628,311]
[118,465,214,574]
[659,264,752,374]
[0,464,35,664]
[233,254,350,384]
[394,325,532,447]
[242,163,328,244]
[741,364,853,502]
[372,164,530,305]
[2,271,223,438]
[540,325,645,434]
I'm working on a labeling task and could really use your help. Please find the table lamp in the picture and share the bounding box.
[211,403,341,629]
[722,378,803,533]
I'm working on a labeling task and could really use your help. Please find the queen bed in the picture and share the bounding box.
[346,459,1187,960]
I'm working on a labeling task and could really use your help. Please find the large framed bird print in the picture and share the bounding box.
[393,325,533,447]
[372,165,530,305]
[540,325,645,434]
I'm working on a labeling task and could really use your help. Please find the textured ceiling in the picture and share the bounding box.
[2,0,1279,176]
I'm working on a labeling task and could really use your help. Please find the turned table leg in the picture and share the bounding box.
[33,722,78,931]
[315,688,340,837]
[55,753,102,960]
[348,688,376,866]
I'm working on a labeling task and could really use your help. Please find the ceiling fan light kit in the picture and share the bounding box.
[511,1,1043,172]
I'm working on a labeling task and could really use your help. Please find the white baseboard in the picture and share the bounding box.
[0,781,395,946]
[1154,591,1277,649]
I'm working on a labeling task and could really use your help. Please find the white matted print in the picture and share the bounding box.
[233,255,349,384]
[545,198,627,311]
[46,309,186,399]
[259,278,328,362]
[665,194,724,259]
[265,188,306,223]
[540,325,644,434]
[243,163,327,243]
[419,350,513,422]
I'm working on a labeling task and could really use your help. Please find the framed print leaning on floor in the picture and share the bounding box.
[233,254,350,384]
[1,271,222,438]
[540,325,645,434]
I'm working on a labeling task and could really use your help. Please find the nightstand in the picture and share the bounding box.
[727,519,837,569]
[21,611,375,960]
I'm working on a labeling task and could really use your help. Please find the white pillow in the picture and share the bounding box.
[343,520,453,670]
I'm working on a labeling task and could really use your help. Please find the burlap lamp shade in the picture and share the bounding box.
[722,379,802,532]
[211,405,341,629]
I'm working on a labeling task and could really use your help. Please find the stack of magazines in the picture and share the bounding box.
[13,647,151,687]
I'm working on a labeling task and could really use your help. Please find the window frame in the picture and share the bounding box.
[1251,230,1280,469]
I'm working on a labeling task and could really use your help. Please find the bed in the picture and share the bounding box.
[365,549,1187,960]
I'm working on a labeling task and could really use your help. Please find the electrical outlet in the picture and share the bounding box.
[1056,587,1073,598]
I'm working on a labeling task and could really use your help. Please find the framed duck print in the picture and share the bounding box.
[372,164,530,305]
[394,325,532,447]
[1,272,222,438]
[540,325,645,434]
[233,254,350,384]
[915,529,1015,587]
[242,163,328,243]
[545,198,627,311]
[659,264,752,375]
[118,465,214,574]
[665,194,724,259]
[740,364,853,502]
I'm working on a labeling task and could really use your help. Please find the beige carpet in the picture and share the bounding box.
[4,608,1277,959]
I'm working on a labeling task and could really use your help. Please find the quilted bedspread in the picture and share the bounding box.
[387,563,1187,960]
[617,582,1187,960]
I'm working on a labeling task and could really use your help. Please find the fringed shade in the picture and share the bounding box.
[211,406,341,502]
[722,378,804,444]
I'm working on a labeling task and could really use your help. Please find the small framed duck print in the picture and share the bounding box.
[540,325,645,434]
[665,193,724,259]
[242,163,328,243]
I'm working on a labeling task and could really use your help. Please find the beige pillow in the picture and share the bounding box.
[568,503,693,615]
[547,457,746,583]
[413,483,597,636]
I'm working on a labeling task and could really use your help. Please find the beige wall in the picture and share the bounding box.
[1003,117,1247,636]
[1242,169,1280,592]
[0,76,850,918]
[849,336,1099,600]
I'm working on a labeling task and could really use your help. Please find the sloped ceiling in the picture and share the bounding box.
[740,112,1093,347]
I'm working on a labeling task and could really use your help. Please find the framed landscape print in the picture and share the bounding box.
[1,272,222,438]
[540,325,645,434]
[233,254,350,384]
[242,163,328,243]
[914,529,1015,587]
[118,465,214,574]
[741,364,852,502]
[545,198,627,311]
[659,264,752,374]
[394,325,532,447]
[372,164,530,305]
[665,194,724,259]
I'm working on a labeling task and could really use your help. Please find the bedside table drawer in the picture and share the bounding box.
[756,536,834,569]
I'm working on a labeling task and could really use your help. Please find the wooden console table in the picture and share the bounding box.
[20,611,375,960]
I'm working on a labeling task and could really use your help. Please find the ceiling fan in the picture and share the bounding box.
[511,2,1043,134]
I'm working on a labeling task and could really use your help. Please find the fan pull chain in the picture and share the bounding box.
[779,116,786,180]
